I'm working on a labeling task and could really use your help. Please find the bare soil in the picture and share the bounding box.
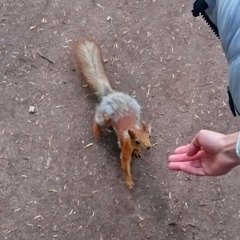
[1,0,240,240]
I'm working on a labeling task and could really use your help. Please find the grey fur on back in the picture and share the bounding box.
[95,92,141,126]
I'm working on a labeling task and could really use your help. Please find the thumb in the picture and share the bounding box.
[187,134,202,156]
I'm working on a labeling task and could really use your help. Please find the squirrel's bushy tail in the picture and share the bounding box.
[72,39,114,99]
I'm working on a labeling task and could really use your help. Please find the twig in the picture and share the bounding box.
[37,51,54,64]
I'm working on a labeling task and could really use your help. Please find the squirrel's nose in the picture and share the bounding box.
[147,146,151,150]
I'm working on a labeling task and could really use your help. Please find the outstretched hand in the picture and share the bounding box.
[168,130,240,176]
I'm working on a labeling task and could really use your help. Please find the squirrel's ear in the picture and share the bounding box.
[142,121,151,136]
[142,121,147,131]
[128,129,136,139]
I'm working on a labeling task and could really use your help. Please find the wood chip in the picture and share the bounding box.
[146,84,151,97]
[26,223,34,227]
[85,143,93,148]
[48,133,55,148]
[45,154,51,169]
[49,189,58,193]
[14,208,21,212]
[97,4,104,9]
[29,106,36,113]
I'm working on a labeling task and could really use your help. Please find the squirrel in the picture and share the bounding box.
[72,38,152,189]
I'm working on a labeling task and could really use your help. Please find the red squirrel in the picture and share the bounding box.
[72,38,151,189]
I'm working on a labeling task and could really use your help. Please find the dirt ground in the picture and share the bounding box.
[1,0,240,239]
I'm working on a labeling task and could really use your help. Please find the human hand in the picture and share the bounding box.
[168,130,240,176]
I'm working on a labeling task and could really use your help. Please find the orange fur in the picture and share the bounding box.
[114,116,151,188]
[72,38,152,189]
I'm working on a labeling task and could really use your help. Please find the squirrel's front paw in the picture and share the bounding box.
[132,149,141,158]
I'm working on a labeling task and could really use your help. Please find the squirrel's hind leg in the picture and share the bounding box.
[92,107,103,139]
[92,107,111,138]
[92,119,101,139]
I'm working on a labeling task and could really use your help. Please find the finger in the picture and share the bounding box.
[169,162,206,176]
[187,134,202,157]
[173,144,190,154]
[168,153,189,162]
[168,152,201,163]
[169,159,203,168]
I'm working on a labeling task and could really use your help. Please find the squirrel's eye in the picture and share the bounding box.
[135,140,140,145]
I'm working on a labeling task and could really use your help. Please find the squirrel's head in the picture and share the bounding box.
[128,122,152,150]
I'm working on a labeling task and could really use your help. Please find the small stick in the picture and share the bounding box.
[37,51,54,64]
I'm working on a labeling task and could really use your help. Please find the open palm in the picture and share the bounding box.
[168,130,240,176]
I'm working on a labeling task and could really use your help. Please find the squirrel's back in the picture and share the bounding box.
[72,39,113,99]
[98,92,141,123]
